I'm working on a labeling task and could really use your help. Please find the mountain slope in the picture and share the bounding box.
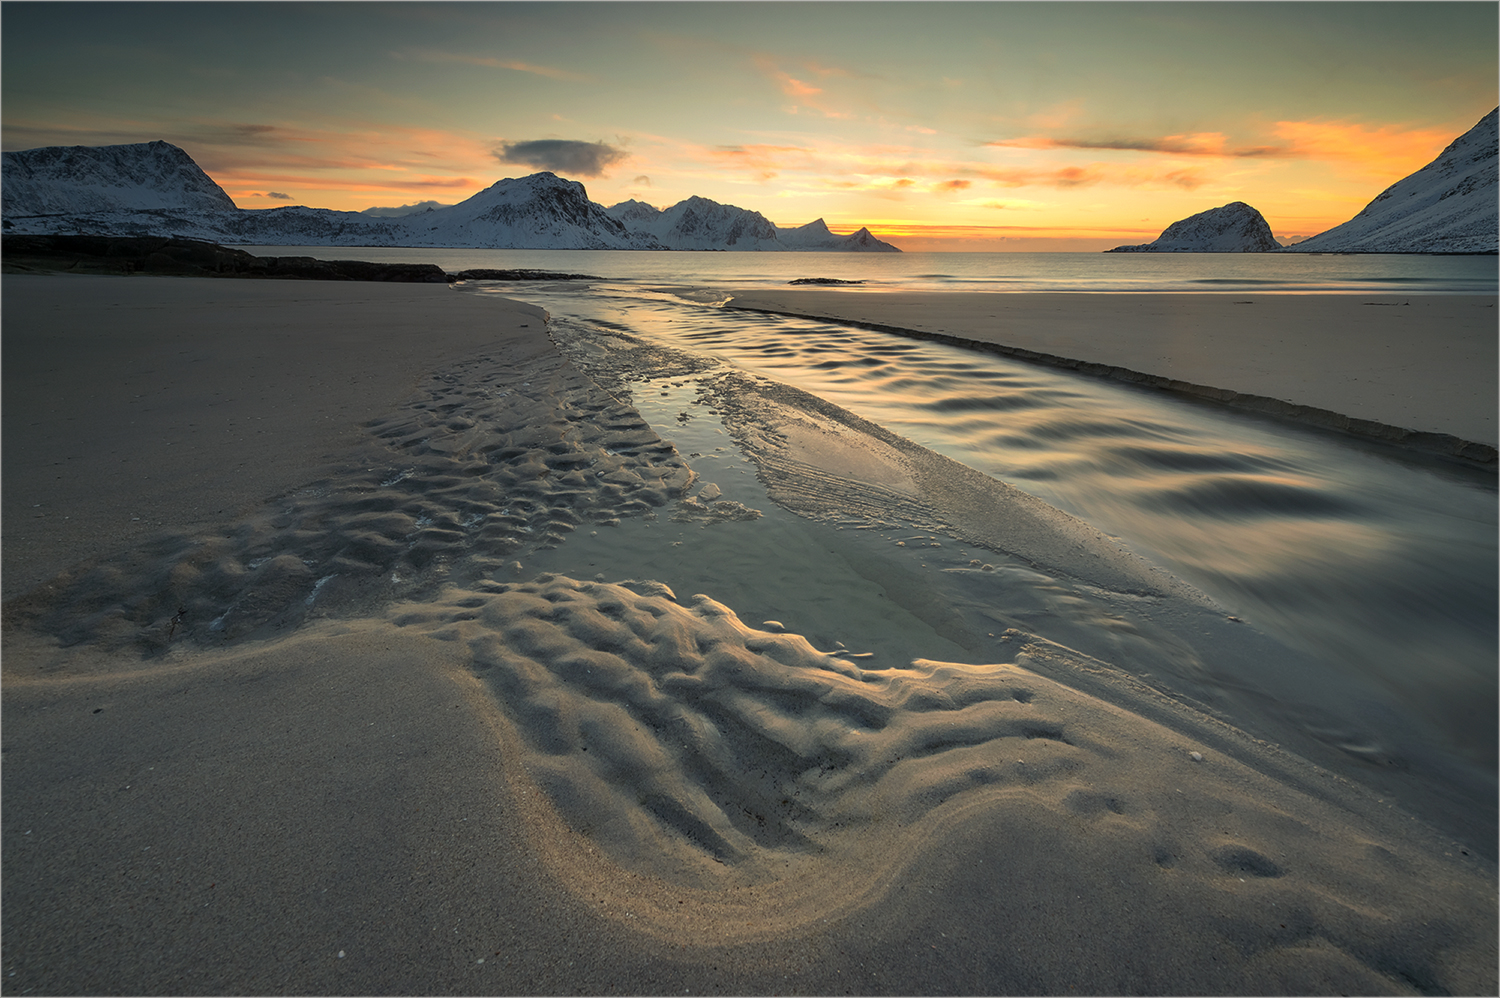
[776,217,900,252]
[1107,202,1278,253]
[2,140,238,216]
[1284,108,1498,253]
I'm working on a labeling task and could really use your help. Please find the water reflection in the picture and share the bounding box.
[463,280,1498,777]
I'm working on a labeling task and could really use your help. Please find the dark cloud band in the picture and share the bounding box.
[494,140,627,177]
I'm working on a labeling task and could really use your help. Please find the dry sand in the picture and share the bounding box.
[725,290,1499,461]
[3,275,1496,995]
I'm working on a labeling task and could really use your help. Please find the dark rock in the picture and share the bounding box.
[450,268,603,282]
[2,235,450,282]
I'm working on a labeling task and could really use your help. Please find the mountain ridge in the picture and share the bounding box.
[2,141,900,252]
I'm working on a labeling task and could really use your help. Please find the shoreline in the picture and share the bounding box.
[723,290,1499,467]
[4,274,1496,995]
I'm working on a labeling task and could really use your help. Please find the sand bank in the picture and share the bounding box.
[724,290,1499,462]
[4,275,1496,994]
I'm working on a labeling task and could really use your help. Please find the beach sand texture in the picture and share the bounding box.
[3,276,1495,995]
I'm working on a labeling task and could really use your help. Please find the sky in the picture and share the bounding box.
[3,1,1496,251]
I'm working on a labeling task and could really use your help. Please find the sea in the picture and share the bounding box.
[235,246,1499,294]
[237,246,1498,852]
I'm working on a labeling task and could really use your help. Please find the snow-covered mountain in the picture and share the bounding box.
[2,140,238,215]
[604,196,900,252]
[776,217,898,252]
[2,140,900,251]
[1106,201,1278,252]
[359,200,450,217]
[395,173,657,249]
[606,194,779,249]
[1283,107,1497,254]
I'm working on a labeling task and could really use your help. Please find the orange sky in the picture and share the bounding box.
[4,3,1496,251]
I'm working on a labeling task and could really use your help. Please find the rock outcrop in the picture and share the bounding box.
[1107,202,1279,252]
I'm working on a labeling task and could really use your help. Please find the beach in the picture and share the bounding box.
[4,274,1496,996]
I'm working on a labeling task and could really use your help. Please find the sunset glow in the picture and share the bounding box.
[3,2,1494,250]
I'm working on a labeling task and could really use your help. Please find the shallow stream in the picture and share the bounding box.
[459,279,1498,853]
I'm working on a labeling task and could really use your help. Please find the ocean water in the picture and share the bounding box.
[233,246,1499,294]
[238,246,1497,850]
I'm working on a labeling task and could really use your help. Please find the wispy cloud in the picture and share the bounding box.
[750,54,859,120]
[988,118,1456,176]
[990,132,1284,157]
[392,47,591,83]
[1269,118,1456,173]
[681,139,1216,195]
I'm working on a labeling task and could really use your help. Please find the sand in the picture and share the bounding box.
[2,276,551,600]
[724,290,1500,462]
[3,275,1496,995]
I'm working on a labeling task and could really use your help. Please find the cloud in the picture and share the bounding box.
[751,54,859,120]
[937,179,971,191]
[990,133,1285,158]
[968,164,1210,191]
[1269,119,1455,173]
[633,175,652,187]
[265,191,291,199]
[493,140,628,177]
[393,48,590,83]
[988,118,1456,178]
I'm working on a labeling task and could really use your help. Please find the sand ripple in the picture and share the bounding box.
[383,574,1495,992]
[6,350,695,653]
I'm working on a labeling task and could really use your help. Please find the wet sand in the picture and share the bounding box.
[3,275,1496,995]
[725,290,1499,461]
[2,276,550,599]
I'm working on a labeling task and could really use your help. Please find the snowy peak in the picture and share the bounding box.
[1285,108,1498,253]
[1107,201,1278,253]
[2,140,238,216]
[777,218,899,252]
[777,218,836,245]
[428,171,653,248]
[359,200,449,217]
[604,199,665,226]
[649,196,780,249]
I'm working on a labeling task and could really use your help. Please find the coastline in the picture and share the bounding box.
[724,290,1499,465]
[4,273,1496,994]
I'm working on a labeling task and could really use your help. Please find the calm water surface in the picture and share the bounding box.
[236,246,1499,294]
